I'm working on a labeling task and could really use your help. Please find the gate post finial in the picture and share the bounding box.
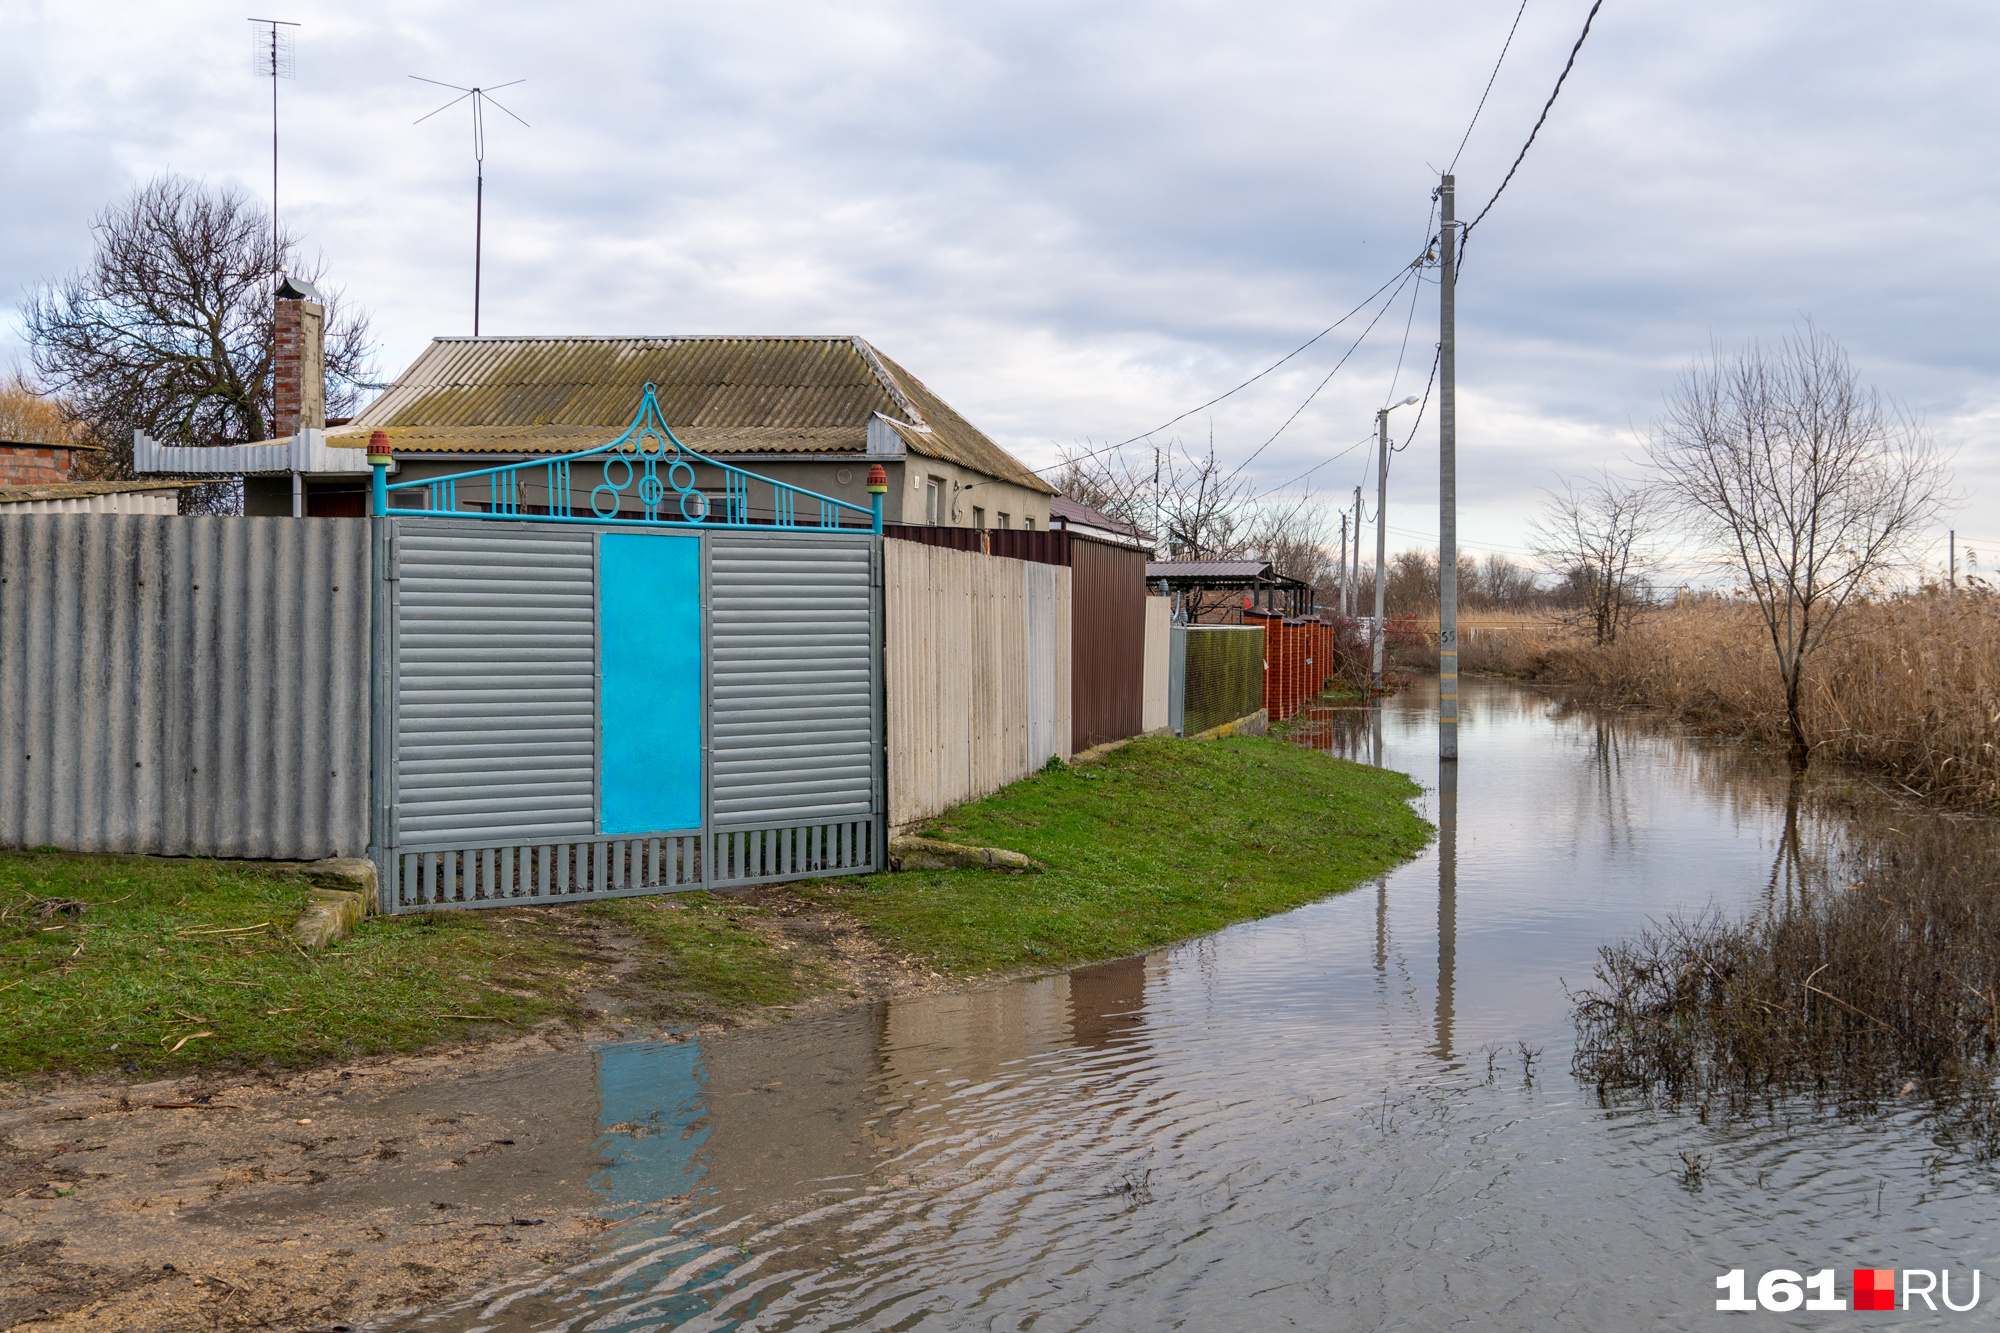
[867,462,887,533]
[367,430,393,517]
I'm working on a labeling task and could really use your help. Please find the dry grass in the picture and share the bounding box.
[1387,609,1568,677]
[1572,819,2000,1155]
[1524,593,2000,810]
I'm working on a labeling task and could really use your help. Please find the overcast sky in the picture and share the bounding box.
[6,0,1997,576]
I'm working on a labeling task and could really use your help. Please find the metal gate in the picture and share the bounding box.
[369,387,885,911]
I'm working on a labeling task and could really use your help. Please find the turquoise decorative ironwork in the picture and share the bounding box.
[370,384,883,533]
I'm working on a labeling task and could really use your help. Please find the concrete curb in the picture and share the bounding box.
[1191,708,1269,741]
[294,857,378,949]
[888,835,1037,873]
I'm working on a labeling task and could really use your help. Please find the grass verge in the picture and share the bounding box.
[0,854,812,1081]
[2,734,1428,1078]
[816,734,1431,972]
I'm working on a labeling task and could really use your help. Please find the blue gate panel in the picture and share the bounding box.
[598,533,702,834]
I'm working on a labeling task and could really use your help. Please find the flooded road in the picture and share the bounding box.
[399,678,1995,1331]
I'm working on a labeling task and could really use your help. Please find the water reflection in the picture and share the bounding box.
[406,677,1996,1333]
[1435,757,1457,1062]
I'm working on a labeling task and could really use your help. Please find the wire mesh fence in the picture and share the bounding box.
[1182,625,1265,736]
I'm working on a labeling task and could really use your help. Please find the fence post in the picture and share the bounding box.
[868,463,886,532]
[367,430,392,517]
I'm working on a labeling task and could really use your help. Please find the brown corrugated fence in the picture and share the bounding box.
[1069,535,1149,751]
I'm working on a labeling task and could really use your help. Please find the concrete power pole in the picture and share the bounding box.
[1337,512,1350,616]
[1438,174,1460,761]
[1352,486,1364,619]
[1371,409,1390,693]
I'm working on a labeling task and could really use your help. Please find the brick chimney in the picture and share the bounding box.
[273,272,326,438]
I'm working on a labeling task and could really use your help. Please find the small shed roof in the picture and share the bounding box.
[326,335,1054,494]
[1146,560,1273,579]
[1049,495,1154,541]
[0,479,196,504]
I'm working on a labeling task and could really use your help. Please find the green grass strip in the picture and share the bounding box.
[825,734,1431,973]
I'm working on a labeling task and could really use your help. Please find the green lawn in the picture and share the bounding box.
[0,733,1427,1079]
[821,734,1430,972]
[0,855,810,1081]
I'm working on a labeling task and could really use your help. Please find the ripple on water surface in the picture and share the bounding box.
[399,679,1998,1332]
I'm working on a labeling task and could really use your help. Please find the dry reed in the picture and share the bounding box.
[1523,592,2000,811]
[1572,819,2000,1155]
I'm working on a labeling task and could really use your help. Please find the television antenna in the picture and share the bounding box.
[412,76,529,336]
[248,18,299,279]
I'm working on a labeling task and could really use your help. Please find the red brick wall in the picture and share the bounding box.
[1248,613,1340,722]
[0,445,74,487]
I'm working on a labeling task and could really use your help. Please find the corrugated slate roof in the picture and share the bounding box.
[1146,560,1273,578]
[328,335,1053,494]
[0,479,197,503]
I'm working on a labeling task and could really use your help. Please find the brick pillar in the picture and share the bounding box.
[273,297,326,438]
[0,445,73,486]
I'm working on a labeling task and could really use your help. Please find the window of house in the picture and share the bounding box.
[925,477,944,525]
[972,506,985,529]
[1024,516,1035,530]
[997,512,1011,529]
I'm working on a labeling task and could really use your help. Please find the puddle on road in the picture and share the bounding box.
[392,678,2000,1331]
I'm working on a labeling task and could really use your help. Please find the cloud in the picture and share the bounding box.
[4,0,1995,565]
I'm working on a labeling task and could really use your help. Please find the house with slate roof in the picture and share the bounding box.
[297,334,1055,527]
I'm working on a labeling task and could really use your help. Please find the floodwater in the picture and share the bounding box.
[398,677,1998,1331]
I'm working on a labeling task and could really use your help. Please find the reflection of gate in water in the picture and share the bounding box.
[369,388,885,912]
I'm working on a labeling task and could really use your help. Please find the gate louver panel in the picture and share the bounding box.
[709,534,876,827]
[394,523,596,846]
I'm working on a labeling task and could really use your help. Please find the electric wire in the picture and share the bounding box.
[1448,0,1530,174]
[960,255,1427,496]
[1219,265,1420,487]
[1462,0,1606,239]
[1251,432,1376,501]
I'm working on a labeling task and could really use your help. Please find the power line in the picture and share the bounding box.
[1221,266,1420,486]
[1463,0,1607,239]
[1252,432,1376,500]
[1381,219,1431,408]
[969,254,1428,496]
[1448,0,1529,174]
[1390,346,1441,454]
[1114,260,1423,450]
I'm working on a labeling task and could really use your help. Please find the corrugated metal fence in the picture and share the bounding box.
[1070,536,1148,751]
[884,538,1070,832]
[380,521,884,911]
[0,515,369,858]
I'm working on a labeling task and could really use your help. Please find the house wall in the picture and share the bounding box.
[0,514,370,859]
[885,458,1051,530]
[884,538,1071,833]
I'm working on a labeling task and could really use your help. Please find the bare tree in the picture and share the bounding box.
[1054,437,1339,617]
[1529,469,1661,646]
[1648,325,1952,763]
[22,175,375,510]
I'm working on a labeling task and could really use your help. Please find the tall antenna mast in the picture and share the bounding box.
[412,76,528,336]
[248,18,299,278]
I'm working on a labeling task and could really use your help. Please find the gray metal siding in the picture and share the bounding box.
[708,533,875,827]
[0,514,368,858]
[392,521,597,847]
